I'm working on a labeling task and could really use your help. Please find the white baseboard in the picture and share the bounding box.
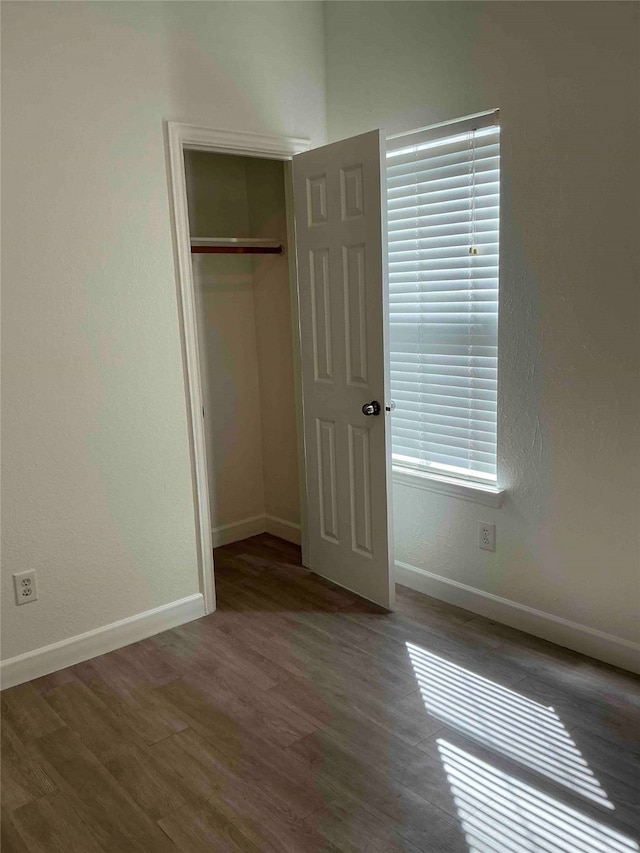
[212,514,301,547]
[0,594,205,691]
[395,561,640,675]
[211,515,266,547]
[265,514,302,545]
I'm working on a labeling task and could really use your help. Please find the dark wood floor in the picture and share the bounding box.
[2,534,639,852]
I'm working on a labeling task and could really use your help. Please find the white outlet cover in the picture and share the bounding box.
[479,523,496,552]
[13,570,38,605]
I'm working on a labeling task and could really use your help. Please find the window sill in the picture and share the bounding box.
[392,466,505,508]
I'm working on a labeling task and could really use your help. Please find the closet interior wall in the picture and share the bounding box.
[185,151,300,546]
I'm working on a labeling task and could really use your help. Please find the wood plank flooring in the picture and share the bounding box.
[2,533,639,852]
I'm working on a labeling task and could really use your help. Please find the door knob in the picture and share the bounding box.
[362,401,381,416]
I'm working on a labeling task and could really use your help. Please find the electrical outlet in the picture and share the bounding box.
[479,523,496,552]
[13,571,38,605]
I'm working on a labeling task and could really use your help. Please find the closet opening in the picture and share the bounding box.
[183,149,305,606]
[169,122,394,613]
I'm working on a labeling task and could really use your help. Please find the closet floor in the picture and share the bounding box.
[2,533,640,852]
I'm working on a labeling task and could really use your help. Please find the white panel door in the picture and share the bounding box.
[293,130,394,609]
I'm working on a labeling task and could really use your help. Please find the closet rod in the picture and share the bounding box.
[190,237,283,255]
[191,245,283,255]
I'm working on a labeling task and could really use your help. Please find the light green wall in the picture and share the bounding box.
[184,151,299,531]
[247,159,301,527]
[186,151,265,530]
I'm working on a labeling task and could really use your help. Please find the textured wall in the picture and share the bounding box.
[1,1,326,660]
[325,1,640,643]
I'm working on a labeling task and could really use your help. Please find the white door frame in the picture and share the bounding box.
[165,121,310,613]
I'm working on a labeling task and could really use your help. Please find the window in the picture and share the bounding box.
[387,111,500,485]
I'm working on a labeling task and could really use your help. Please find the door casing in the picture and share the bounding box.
[165,121,310,613]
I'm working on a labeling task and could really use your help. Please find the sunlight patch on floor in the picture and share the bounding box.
[406,642,611,809]
[437,739,639,853]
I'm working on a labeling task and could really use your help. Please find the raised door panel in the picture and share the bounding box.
[343,243,368,387]
[340,165,365,221]
[316,418,339,544]
[310,249,333,383]
[307,174,328,226]
[348,424,373,557]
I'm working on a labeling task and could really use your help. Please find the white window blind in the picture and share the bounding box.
[387,112,500,483]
